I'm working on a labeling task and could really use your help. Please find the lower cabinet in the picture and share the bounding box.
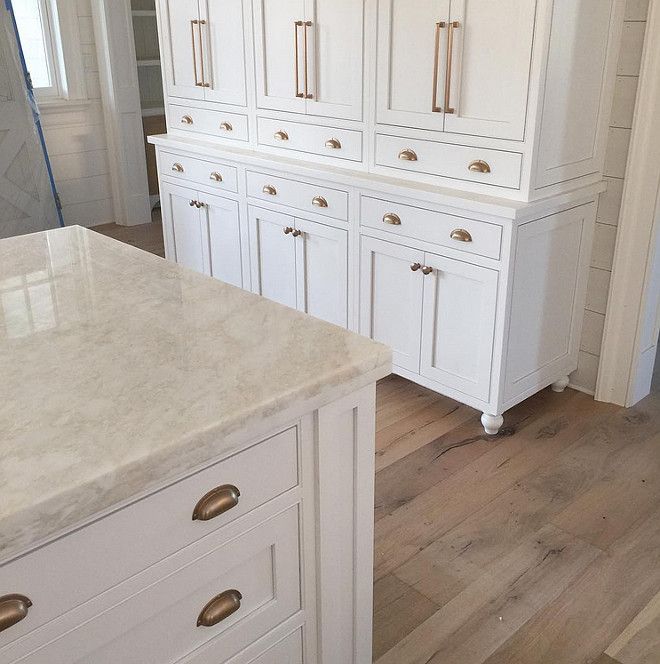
[360,236,498,402]
[248,206,348,328]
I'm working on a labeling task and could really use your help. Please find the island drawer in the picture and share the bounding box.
[360,196,503,260]
[8,508,301,664]
[160,151,239,193]
[246,171,349,221]
[169,103,249,142]
[0,426,299,647]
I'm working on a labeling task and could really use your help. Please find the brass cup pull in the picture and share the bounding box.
[210,172,223,182]
[422,266,433,276]
[468,160,491,174]
[410,263,422,272]
[383,213,402,226]
[312,196,328,208]
[0,595,32,634]
[274,130,289,141]
[398,149,418,162]
[197,590,242,628]
[181,115,194,125]
[219,122,233,132]
[262,185,277,196]
[292,229,302,237]
[450,228,473,243]
[283,226,294,235]
[325,138,341,149]
[193,484,240,521]
[172,163,184,173]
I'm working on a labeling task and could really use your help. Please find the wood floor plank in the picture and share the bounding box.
[594,656,623,664]
[93,219,165,258]
[606,589,660,664]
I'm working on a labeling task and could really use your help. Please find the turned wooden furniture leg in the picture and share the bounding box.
[551,376,571,393]
[481,413,504,435]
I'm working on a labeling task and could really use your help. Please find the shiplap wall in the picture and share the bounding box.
[571,0,650,393]
[40,0,114,227]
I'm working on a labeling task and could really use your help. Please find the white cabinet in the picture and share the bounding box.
[376,0,536,141]
[206,192,244,288]
[248,206,348,327]
[159,0,247,106]
[253,0,364,120]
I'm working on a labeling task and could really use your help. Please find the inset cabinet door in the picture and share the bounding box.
[205,194,243,288]
[420,252,498,401]
[359,237,424,373]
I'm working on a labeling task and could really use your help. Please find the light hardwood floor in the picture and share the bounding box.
[96,221,660,664]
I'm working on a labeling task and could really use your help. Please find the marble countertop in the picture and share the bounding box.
[0,226,391,563]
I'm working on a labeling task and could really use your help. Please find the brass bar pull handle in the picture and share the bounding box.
[198,20,210,87]
[197,590,242,627]
[398,149,418,162]
[0,595,32,634]
[383,213,402,226]
[432,22,446,113]
[410,263,422,272]
[219,122,233,132]
[193,484,240,521]
[422,266,433,276]
[284,226,294,235]
[181,115,194,125]
[172,163,184,173]
[444,21,460,114]
[191,20,202,87]
[468,160,491,174]
[303,21,313,99]
[450,228,473,243]
[312,196,328,208]
[294,21,304,98]
[274,130,289,141]
[262,184,277,196]
[210,172,223,182]
[325,138,341,149]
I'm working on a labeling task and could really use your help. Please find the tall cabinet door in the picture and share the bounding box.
[204,194,243,288]
[376,0,450,131]
[158,0,205,101]
[443,0,536,140]
[248,207,298,309]
[359,237,424,373]
[420,253,498,402]
[253,0,307,114]
[304,0,364,121]
[294,218,348,327]
[199,0,248,106]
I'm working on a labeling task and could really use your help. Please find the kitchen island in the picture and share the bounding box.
[0,226,391,663]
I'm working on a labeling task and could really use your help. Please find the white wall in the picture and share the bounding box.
[571,0,650,392]
[39,0,114,227]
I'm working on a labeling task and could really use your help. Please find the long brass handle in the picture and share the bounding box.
[432,22,446,113]
[312,196,328,208]
[210,172,223,182]
[468,160,491,174]
[422,266,433,276]
[219,122,233,132]
[172,163,184,172]
[444,22,460,114]
[294,21,304,98]
[198,20,210,87]
[325,138,341,149]
[181,115,194,125]
[303,21,313,99]
[197,590,242,628]
[0,595,32,634]
[292,229,303,237]
[450,228,473,243]
[398,149,418,162]
[383,213,402,226]
[262,184,277,196]
[191,20,201,87]
[274,130,289,141]
[192,484,240,521]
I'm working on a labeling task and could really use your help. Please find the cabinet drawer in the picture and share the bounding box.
[257,117,363,163]
[375,134,523,190]
[246,171,349,221]
[0,427,299,646]
[14,508,301,664]
[169,103,249,142]
[160,151,239,193]
[360,196,503,260]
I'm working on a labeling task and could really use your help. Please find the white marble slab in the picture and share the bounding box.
[0,226,391,562]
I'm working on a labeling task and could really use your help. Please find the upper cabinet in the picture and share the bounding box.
[253,0,364,121]
[376,0,536,141]
[158,0,247,106]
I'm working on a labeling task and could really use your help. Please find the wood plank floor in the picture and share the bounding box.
[96,221,660,664]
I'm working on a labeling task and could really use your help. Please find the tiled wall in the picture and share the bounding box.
[571,0,650,393]
[40,0,114,228]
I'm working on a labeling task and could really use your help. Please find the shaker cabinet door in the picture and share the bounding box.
[205,194,244,288]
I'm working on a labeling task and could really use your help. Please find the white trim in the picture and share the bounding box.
[596,0,660,406]
[51,0,87,102]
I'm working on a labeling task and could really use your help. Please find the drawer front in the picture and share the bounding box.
[246,171,349,221]
[375,134,523,190]
[169,104,249,142]
[15,508,301,664]
[245,629,303,664]
[160,151,239,193]
[360,196,503,260]
[0,427,299,646]
[257,117,363,163]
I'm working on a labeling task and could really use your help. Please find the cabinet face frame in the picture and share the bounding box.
[204,192,244,288]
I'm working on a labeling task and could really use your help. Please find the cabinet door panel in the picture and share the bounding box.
[200,0,247,106]
[444,0,536,140]
[376,0,450,131]
[420,254,498,401]
[205,194,243,288]
[253,0,307,113]
[159,0,205,100]
[248,207,298,309]
[295,217,348,327]
[359,237,424,373]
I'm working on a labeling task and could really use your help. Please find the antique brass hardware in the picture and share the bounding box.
[410,263,422,272]
[192,484,240,521]
[0,595,32,634]
[195,201,205,209]
[468,160,491,174]
[283,227,294,235]
[292,229,303,237]
[219,122,233,132]
[172,163,184,173]
[450,228,473,243]
[189,200,197,207]
[294,21,304,98]
[303,21,313,99]
[444,22,460,114]
[190,20,201,86]
[198,20,210,87]
[274,130,289,141]
[422,266,433,275]
[398,149,418,162]
[197,590,242,628]
[262,184,277,196]
[312,196,328,208]
[325,138,341,149]
[383,213,402,226]
[181,115,194,125]
[210,172,223,182]
[432,22,446,113]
